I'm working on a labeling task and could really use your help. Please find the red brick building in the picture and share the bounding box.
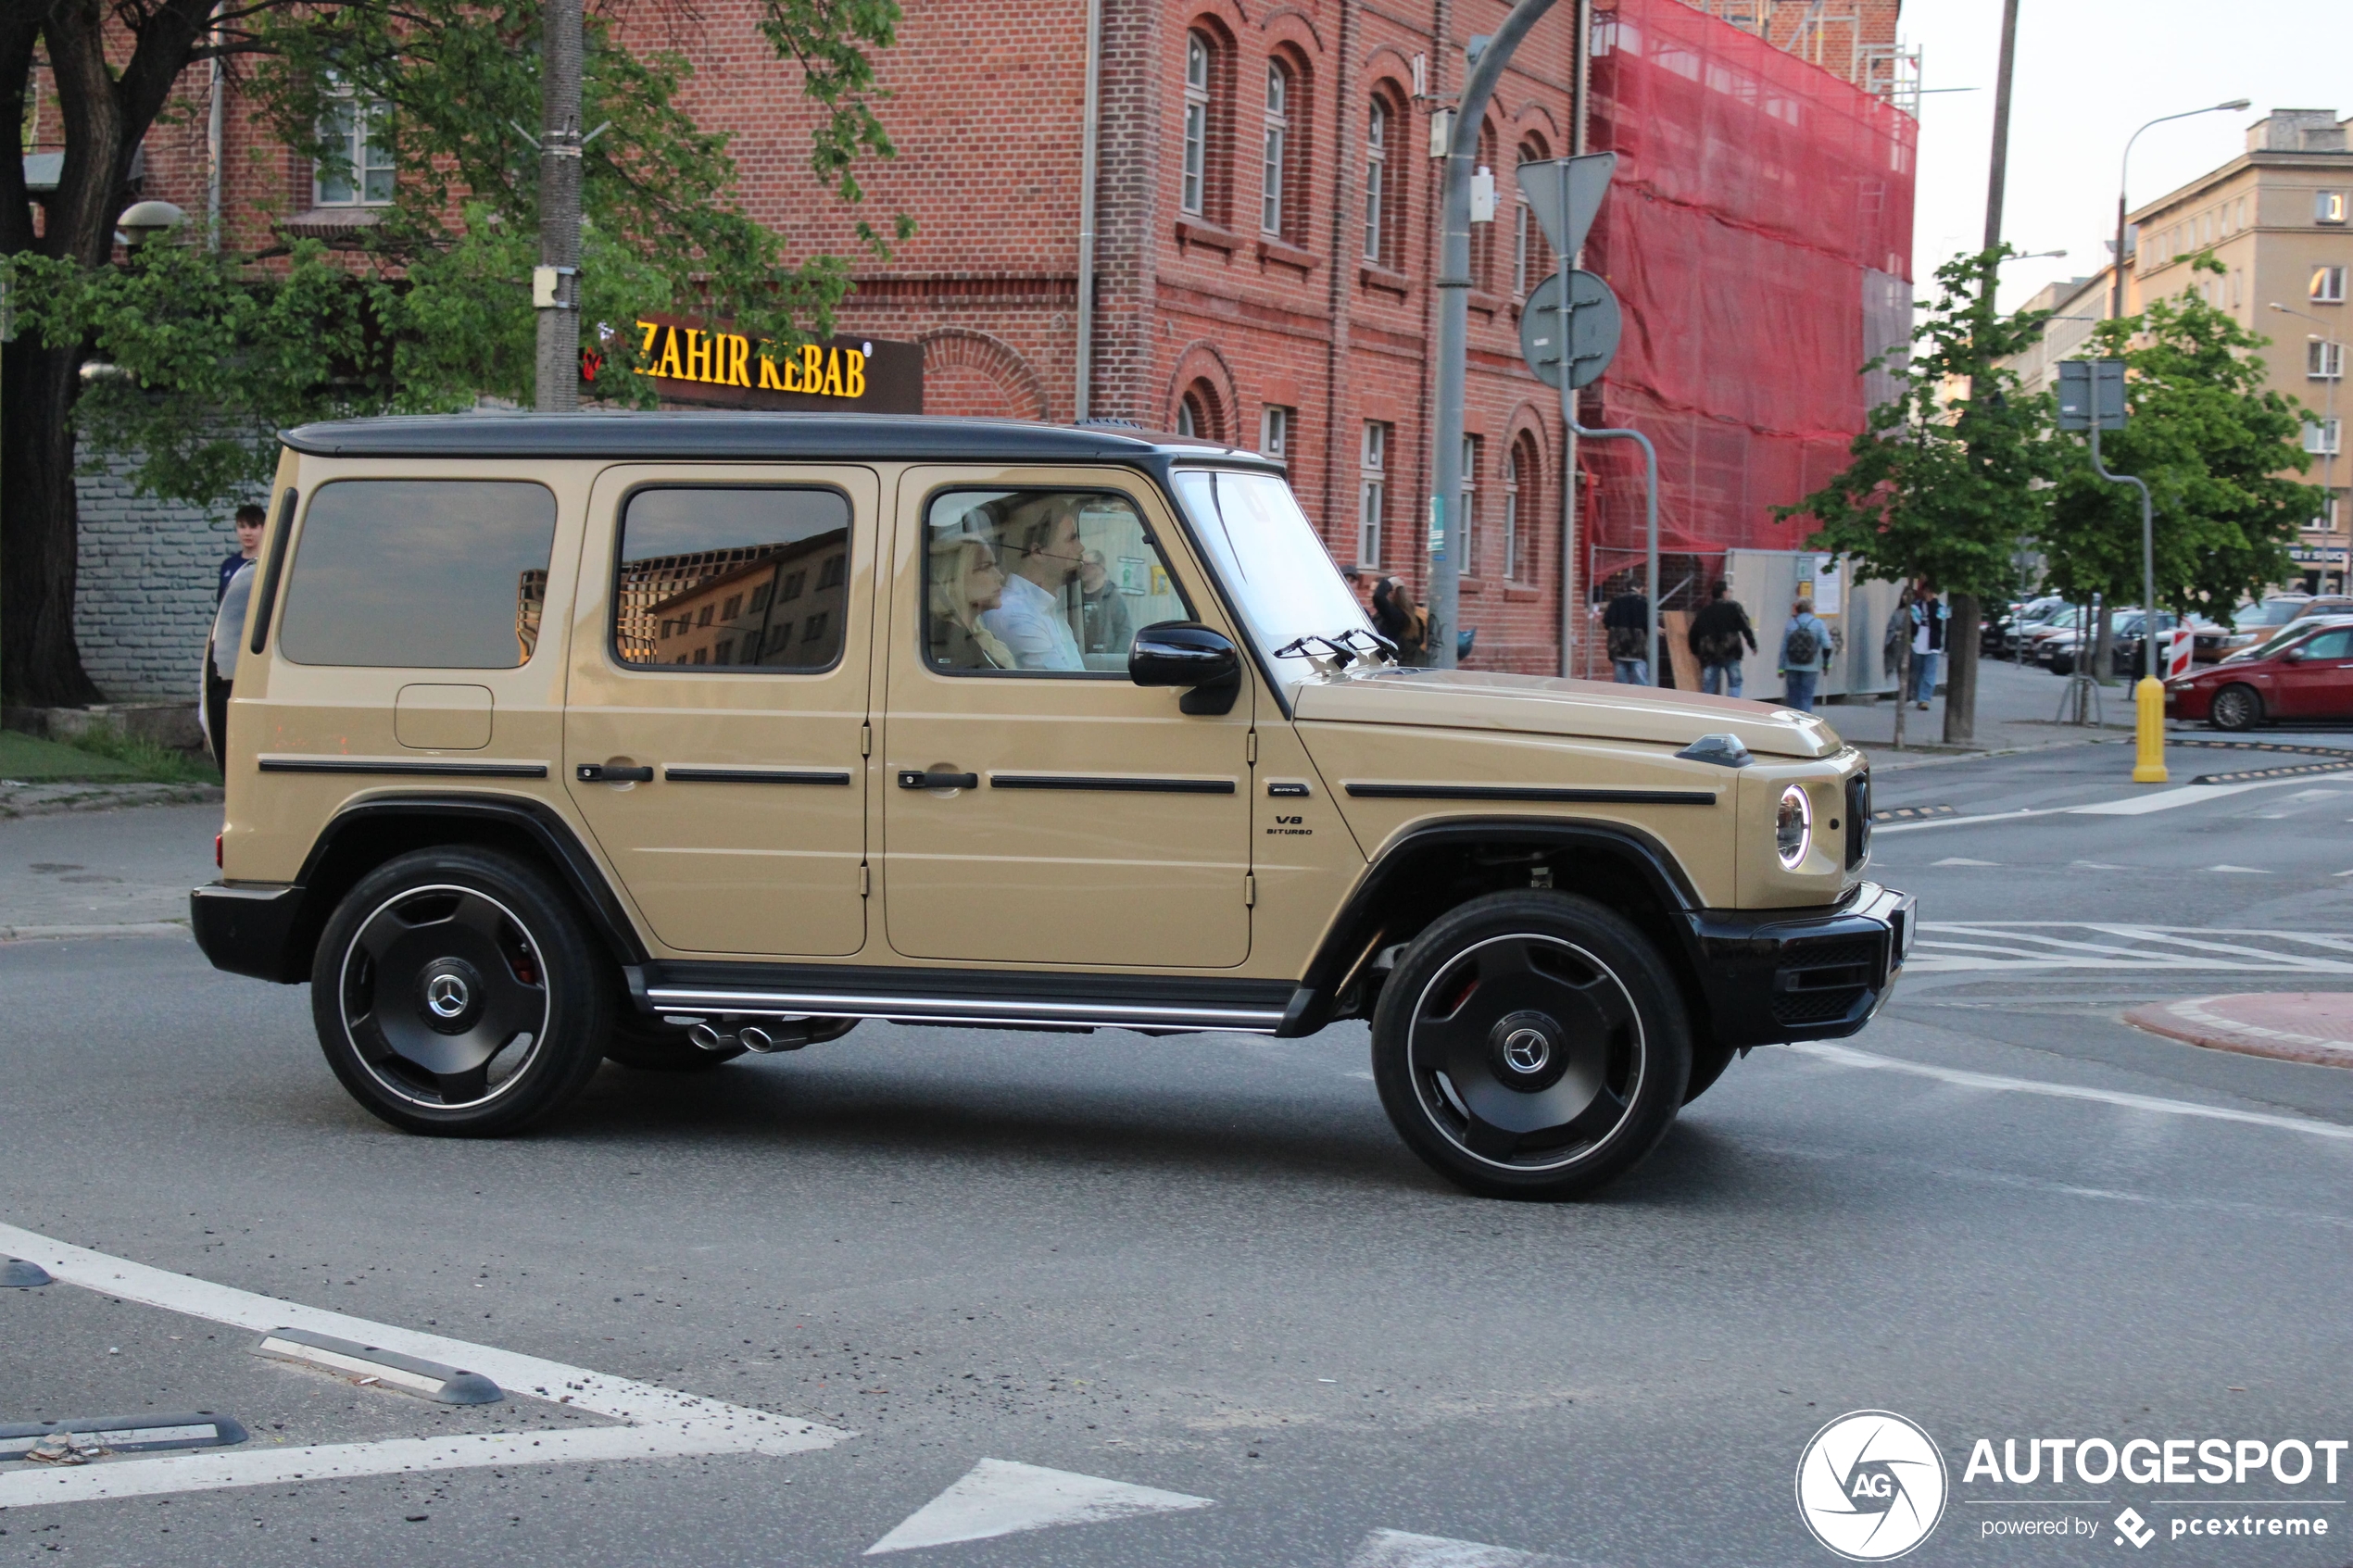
[55,0,1913,677]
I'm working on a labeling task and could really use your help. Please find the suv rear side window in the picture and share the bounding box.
[923,488,1189,673]
[615,487,851,671]
[279,480,557,668]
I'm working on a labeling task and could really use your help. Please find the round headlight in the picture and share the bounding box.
[1776,784,1814,870]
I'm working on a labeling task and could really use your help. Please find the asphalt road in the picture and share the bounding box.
[5,736,2352,1568]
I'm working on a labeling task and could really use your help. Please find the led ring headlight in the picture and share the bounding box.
[1775,784,1814,870]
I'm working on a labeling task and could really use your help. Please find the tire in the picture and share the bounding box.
[310,847,610,1135]
[2208,684,2262,733]
[1371,891,1692,1200]
[603,1012,744,1072]
[2049,649,2075,677]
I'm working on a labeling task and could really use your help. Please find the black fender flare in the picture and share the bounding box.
[1282,816,1704,1035]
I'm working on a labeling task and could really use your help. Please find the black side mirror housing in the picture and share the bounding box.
[1130,621,1242,715]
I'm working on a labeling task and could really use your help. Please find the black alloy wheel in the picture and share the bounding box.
[2208,684,2262,732]
[311,848,609,1135]
[1371,891,1691,1199]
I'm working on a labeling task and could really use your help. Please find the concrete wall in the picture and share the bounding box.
[74,457,243,702]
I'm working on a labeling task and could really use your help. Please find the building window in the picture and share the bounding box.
[314,92,394,207]
[1513,149,1554,297]
[1176,381,1219,442]
[1364,97,1390,265]
[1262,61,1290,236]
[2310,340,2345,381]
[1183,31,1212,217]
[1501,441,1521,582]
[2318,191,2348,226]
[2315,266,2348,304]
[2309,418,2343,457]
[1260,404,1292,460]
[1358,420,1389,566]
[1458,435,1480,577]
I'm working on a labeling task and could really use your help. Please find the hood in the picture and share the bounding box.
[1290,668,1842,759]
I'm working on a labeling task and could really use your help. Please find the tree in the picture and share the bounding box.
[2041,254,2321,676]
[1774,247,2054,744]
[1,0,906,706]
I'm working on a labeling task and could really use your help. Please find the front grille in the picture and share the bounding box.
[1771,987,1868,1026]
[1844,771,1871,868]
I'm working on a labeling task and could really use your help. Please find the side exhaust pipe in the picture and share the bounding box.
[686,1022,736,1053]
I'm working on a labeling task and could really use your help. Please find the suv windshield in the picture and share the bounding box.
[1173,469,1378,675]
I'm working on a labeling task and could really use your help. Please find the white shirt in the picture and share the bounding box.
[979,571,1085,671]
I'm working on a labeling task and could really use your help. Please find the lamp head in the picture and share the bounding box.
[2216,98,2252,112]
[116,199,187,246]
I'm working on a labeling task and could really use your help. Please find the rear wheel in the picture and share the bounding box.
[310,847,609,1135]
[1371,892,1692,1199]
[2209,683,2262,732]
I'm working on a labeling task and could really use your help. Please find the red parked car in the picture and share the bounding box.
[2167,616,2353,730]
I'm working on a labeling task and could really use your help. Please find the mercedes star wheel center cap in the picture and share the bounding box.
[1489,1010,1570,1092]
[427,974,469,1018]
[1503,1027,1551,1073]
[417,960,484,1034]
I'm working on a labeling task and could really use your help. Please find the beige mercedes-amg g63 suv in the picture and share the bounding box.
[193,413,1911,1198]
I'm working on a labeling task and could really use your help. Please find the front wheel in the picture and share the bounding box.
[1371,892,1692,1199]
[310,847,610,1135]
[2208,683,2262,732]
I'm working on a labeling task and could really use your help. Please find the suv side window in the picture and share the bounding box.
[615,487,851,671]
[923,488,1190,673]
[279,480,556,668]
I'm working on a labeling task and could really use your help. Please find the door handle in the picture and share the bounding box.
[898,769,979,790]
[577,763,655,784]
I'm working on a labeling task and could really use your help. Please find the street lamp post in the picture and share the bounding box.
[2272,301,2343,592]
[2112,100,2250,321]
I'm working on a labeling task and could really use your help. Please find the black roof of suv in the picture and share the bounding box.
[281,412,1282,468]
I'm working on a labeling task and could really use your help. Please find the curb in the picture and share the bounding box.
[0,783,222,819]
[0,922,191,945]
[2124,994,2353,1071]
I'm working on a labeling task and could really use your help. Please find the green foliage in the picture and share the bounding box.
[57,721,223,784]
[2041,255,2322,621]
[4,0,904,512]
[1774,247,2052,599]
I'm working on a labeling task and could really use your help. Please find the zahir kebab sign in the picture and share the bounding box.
[594,314,922,413]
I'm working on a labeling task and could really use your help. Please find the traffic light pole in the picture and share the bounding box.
[2088,418,2165,783]
[1429,0,1555,669]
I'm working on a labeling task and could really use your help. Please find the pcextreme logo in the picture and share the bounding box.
[1797,1410,1951,1562]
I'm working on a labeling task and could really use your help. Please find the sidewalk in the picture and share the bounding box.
[1819,655,2136,758]
[2126,994,2353,1070]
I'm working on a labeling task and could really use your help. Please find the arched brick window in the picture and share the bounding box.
[1183,31,1214,217]
[1262,59,1292,237]
[1504,431,1542,583]
[1365,92,1401,269]
[1176,380,1225,442]
[1513,137,1554,297]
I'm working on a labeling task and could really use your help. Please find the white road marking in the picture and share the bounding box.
[1931,857,2000,867]
[863,1459,1212,1555]
[2205,864,2270,874]
[1876,771,2353,834]
[1906,923,2353,974]
[1784,1042,2353,1144]
[0,1222,847,1508]
[1348,1528,1579,1567]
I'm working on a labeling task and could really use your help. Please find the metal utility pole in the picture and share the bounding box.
[533,0,585,412]
[2114,100,2250,321]
[1944,0,2022,747]
[1073,0,1104,420]
[2060,358,2163,782]
[1428,0,1556,669]
[1560,0,1592,679]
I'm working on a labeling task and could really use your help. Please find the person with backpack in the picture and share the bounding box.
[1779,595,1834,712]
[1603,586,1650,684]
[1908,584,1948,710]
[1687,581,1757,697]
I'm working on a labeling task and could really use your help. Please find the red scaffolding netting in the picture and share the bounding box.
[1579,0,1916,572]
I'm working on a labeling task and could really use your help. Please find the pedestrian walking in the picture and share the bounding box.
[219,503,264,603]
[1687,581,1757,697]
[1909,583,1947,709]
[1779,595,1834,712]
[1371,576,1429,665]
[1603,585,1651,684]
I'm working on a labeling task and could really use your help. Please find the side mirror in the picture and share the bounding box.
[1130,621,1242,715]
[2281,646,2307,663]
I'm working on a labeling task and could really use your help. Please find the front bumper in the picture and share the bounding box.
[190,882,308,983]
[1683,881,1914,1050]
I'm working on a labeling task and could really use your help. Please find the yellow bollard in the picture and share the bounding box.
[2133,676,2169,784]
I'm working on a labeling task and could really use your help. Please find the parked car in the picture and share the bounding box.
[2208,596,2353,659]
[1983,595,2066,656]
[2166,616,2353,730]
[189,411,1911,1201]
[2000,600,2074,659]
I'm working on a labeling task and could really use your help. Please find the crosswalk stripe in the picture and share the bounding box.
[1347,1528,1583,1567]
[864,1459,1212,1555]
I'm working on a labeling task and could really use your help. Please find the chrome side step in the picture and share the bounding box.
[640,983,1290,1035]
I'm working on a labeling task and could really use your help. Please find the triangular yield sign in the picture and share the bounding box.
[1348,1528,1585,1567]
[1518,152,1617,259]
[864,1458,1213,1554]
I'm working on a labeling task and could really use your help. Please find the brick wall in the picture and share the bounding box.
[73,459,243,701]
